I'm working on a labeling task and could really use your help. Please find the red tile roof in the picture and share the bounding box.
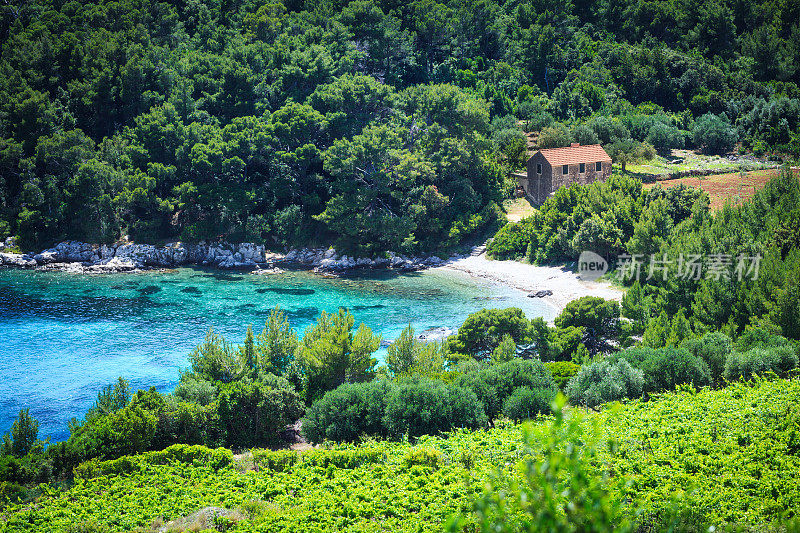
[537,144,611,166]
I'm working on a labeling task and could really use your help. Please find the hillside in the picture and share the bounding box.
[3,378,799,532]
[1,0,800,255]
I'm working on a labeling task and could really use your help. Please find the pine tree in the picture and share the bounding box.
[2,409,39,458]
[387,324,418,376]
[667,309,693,346]
[642,311,671,348]
[243,325,257,379]
[491,333,517,364]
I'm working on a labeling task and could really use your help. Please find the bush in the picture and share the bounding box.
[637,347,711,393]
[646,122,684,153]
[403,447,443,468]
[681,332,732,384]
[251,449,299,472]
[74,444,233,480]
[302,448,383,469]
[383,379,487,439]
[216,380,304,448]
[723,346,798,381]
[691,113,737,154]
[301,380,393,444]
[501,387,554,422]
[544,361,581,389]
[486,217,538,260]
[566,359,644,408]
[455,359,558,421]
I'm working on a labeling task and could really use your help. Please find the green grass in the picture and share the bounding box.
[3,379,799,532]
[625,151,772,177]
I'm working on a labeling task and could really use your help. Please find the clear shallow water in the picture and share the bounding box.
[0,267,554,441]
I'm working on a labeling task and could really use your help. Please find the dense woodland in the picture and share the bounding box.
[1,0,800,254]
[3,0,800,530]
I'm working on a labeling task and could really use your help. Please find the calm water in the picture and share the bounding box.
[0,267,554,441]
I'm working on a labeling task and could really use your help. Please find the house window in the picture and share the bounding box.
[562,164,569,175]
[536,163,542,174]
[596,161,602,172]
[579,162,585,174]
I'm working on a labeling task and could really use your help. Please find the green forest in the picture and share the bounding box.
[3,0,800,531]
[1,0,800,254]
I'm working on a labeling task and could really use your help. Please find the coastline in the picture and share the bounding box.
[0,239,623,315]
[435,253,623,315]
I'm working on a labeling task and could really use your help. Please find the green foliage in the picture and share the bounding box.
[691,113,737,154]
[555,297,621,354]
[566,359,644,409]
[636,347,711,393]
[386,325,448,377]
[1,410,40,459]
[297,309,380,404]
[723,346,798,381]
[487,174,651,264]
[216,380,303,449]
[681,332,732,385]
[383,379,487,439]
[187,329,241,384]
[5,381,800,530]
[501,387,554,422]
[455,358,559,422]
[544,361,581,390]
[301,381,393,443]
[463,396,634,533]
[0,0,795,253]
[491,333,517,364]
[255,307,299,376]
[449,308,531,360]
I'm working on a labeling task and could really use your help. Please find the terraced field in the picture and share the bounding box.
[644,168,790,209]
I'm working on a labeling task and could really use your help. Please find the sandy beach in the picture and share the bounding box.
[434,252,623,315]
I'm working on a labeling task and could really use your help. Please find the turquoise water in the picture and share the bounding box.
[0,267,554,441]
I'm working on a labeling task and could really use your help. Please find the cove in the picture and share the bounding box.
[0,267,555,441]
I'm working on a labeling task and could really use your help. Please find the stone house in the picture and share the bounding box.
[520,143,612,204]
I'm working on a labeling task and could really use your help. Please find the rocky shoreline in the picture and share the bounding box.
[0,238,445,274]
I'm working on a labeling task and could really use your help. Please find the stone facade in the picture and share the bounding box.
[521,143,612,204]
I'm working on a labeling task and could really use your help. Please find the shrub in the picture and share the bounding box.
[681,332,732,384]
[251,449,299,472]
[691,113,737,154]
[544,361,580,389]
[465,397,633,532]
[501,387,554,422]
[723,347,798,381]
[302,448,382,469]
[383,379,487,439]
[486,217,538,260]
[174,376,218,406]
[637,347,711,393]
[301,380,394,444]
[216,380,303,448]
[403,447,443,468]
[74,445,232,480]
[455,359,558,421]
[566,359,644,409]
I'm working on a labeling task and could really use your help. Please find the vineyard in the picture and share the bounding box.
[2,378,799,532]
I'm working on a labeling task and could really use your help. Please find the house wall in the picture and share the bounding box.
[551,161,612,190]
[520,153,612,205]
[524,152,552,205]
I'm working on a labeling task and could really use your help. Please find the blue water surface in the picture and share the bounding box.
[0,267,554,441]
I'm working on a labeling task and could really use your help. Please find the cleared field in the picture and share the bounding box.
[643,168,787,209]
[502,197,536,222]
